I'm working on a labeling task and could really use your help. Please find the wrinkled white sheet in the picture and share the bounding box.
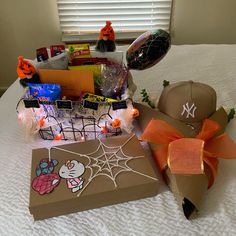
[0,45,236,236]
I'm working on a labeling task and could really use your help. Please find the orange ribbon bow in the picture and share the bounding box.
[141,119,236,188]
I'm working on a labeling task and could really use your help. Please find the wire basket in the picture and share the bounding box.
[16,95,134,141]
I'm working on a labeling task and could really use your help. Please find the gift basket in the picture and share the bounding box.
[16,26,170,143]
[16,44,138,141]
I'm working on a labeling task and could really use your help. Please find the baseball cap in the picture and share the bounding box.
[157,81,217,125]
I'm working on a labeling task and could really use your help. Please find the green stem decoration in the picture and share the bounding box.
[163,80,170,87]
[228,108,235,123]
[140,89,155,108]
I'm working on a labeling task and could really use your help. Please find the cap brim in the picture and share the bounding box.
[135,102,228,137]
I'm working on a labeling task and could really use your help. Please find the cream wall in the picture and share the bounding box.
[0,0,61,94]
[1,0,236,93]
[171,0,236,44]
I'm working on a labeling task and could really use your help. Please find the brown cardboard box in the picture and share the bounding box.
[38,69,95,97]
[29,134,159,220]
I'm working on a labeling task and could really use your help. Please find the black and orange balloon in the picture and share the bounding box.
[126,29,171,70]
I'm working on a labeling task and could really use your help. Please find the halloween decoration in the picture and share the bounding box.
[112,118,121,129]
[131,108,140,118]
[96,21,116,52]
[126,29,171,70]
[17,56,41,87]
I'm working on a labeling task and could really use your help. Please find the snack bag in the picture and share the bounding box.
[50,45,65,57]
[82,93,117,103]
[28,83,61,102]
[36,48,49,62]
[68,44,91,60]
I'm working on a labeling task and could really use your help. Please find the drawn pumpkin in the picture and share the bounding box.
[17,56,36,79]
[111,119,121,129]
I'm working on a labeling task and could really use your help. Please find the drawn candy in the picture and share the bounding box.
[126,29,171,70]
[36,159,58,176]
[32,173,60,195]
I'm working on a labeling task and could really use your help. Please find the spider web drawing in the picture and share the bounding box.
[49,134,157,197]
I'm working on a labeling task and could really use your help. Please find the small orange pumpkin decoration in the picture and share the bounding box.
[101,126,108,134]
[54,133,62,141]
[17,56,36,79]
[111,118,121,129]
[131,108,140,118]
[38,117,46,128]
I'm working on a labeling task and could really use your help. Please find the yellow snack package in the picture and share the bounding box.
[83,93,118,103]
[68,44,91,60]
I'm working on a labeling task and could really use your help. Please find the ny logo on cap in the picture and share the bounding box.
[181,102,197,118]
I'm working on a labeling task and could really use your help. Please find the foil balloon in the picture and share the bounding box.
[126,29,171,70]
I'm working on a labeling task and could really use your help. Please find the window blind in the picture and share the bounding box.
[57,0,172,37]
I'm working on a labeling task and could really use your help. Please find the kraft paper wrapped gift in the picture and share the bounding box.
[29,134,159,220]
[136,81,236,219]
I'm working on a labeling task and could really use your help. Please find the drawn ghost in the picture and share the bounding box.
[59,160,85,193]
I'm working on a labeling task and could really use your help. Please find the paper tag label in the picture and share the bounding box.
[56,100,73,110]
[83,100,99,110]
[112,101,127,110]
[23,99,40,108]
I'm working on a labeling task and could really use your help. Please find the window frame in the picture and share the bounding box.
[57,0,173,43]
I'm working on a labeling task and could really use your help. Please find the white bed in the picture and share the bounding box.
[1,45,236,236]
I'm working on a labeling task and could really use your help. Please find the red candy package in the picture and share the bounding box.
[50,45,65,57]
[36,47,49,62]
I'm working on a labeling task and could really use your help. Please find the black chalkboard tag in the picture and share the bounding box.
[23,99,40,108]
[56,100,73,110]
[112,100,127,110]
[83,100,99,110]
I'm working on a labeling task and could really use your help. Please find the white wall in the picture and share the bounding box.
[171,0,236,44]
[1,0,236,93]
[0,0,61,94]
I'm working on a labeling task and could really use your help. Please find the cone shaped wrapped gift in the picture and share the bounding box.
[135,81,236,219]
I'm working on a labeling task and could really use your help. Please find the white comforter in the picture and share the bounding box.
[0,45,236,236]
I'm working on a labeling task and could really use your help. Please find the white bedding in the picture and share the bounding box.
[1,45,236,236]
